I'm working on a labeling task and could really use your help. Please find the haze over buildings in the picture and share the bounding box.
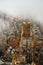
[0,0,43,32]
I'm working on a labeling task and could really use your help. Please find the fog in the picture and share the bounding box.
[0,0,43,32]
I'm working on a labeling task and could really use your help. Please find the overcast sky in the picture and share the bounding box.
[0,0,43,32]
[0,0,43,19]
